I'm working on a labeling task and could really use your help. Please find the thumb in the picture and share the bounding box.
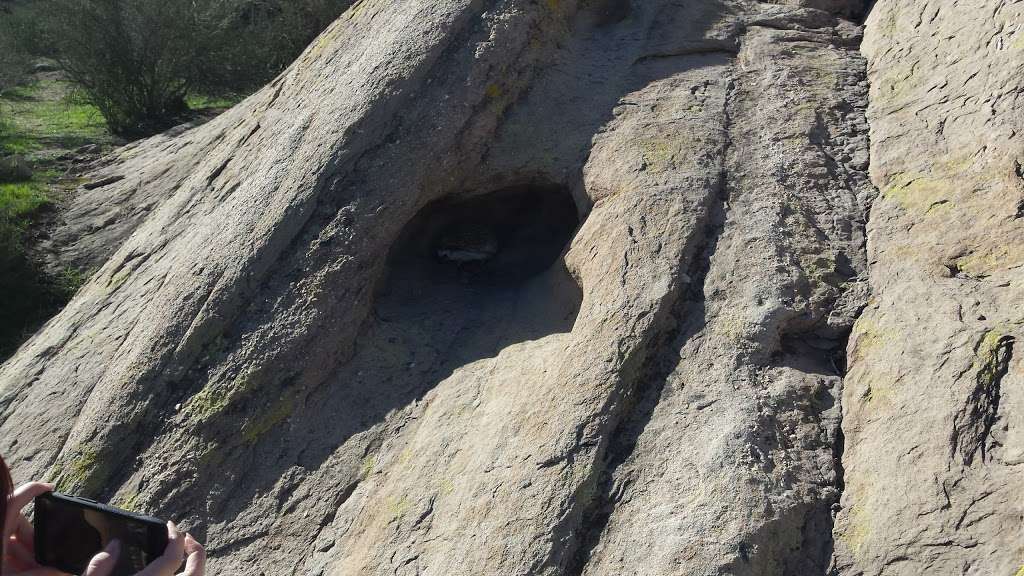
[84,539,121,576]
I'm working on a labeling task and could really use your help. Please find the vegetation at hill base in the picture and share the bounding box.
[0,0,355,358]
[3,0,353,135]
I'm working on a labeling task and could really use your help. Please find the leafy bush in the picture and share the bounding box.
[0,7,29,89]
[196,0,354,96]
[9,0,353,136]
[0,4,30,148]
[23,0,227,135]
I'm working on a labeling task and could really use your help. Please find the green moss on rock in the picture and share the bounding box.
[241,396,296,444]
[53,445,104,494]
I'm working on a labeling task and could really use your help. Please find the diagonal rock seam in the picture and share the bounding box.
[561,74,738,576]
[951,334,1015,466]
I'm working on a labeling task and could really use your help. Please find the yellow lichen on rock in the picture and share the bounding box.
[113,491,143,513]
[360,455,376,480]
[635,137,689,173]
[386,495,412,521]
[183,371,258,424]
[838,473,880,560]
[343,0,374,21]
[956,245,1018,278]
[861,376,897,405]
[242,396,296,444]
[882,172,956,214]
[52,445,101,493]
[712,308,750,342]
[849,317,896,363]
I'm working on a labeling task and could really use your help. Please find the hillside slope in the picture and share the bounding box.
[1,1,1020,574]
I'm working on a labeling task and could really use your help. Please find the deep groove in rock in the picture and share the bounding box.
[824,19,878,573]
[759,325,856,575]
[561,75,738,576]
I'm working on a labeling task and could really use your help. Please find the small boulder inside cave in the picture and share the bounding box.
[393,181,581,286]
[434,223,500,265]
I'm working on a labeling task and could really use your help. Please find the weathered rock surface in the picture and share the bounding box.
[0,0,1019,574]
[832,1,1024,574]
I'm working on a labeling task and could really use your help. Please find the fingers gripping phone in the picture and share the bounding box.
[34,492,169,576]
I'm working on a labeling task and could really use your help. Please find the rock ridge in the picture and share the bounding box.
[2,1,1021,575]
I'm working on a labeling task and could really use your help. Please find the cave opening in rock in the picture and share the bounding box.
[260,184,584,501]
[371,182,583,373]
[391,182,581,287]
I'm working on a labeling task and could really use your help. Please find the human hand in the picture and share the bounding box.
[1,480,205,576]
[2,481,66,576]
[85,521,206,576]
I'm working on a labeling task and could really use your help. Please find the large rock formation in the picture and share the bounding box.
[1,0,1020,574]
[832,1,1024,574]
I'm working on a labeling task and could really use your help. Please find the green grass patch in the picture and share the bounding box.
[0,79,102,359]
[0,179,49,220]
[0,114,37,155]
[0,175,83,360]
[186,93,243,111]
[2,83,43,100]
[0,176,52,271]
[1,80,110,152]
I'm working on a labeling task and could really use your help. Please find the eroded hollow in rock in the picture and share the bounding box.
[395,183,581,286]
[372,182,583,369]
[275,185,583,482]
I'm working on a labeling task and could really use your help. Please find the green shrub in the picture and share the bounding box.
[7,0,353,136]
[0,4,31,146]
[0,9,29,93]
[195,0,354,96]
[24,0,228,136]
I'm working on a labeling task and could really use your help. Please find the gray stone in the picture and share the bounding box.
[2,1,1019,575]
[31,60,60,74]
[0,154,32,182]
[831,1,1024,575]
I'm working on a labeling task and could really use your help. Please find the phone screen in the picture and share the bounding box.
[35,493,166,576]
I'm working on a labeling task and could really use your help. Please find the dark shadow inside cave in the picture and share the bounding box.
[385,182,581,289]
[385,180,581,291]
[372,182,583,371]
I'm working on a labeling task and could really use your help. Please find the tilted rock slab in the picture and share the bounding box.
[833,1,1024,575]
[1,0,1019,574]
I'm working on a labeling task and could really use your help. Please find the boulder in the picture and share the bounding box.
[0,154,32,182]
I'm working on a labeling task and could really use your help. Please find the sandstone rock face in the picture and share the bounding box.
[832,1,1024,574]
[1,0,1019,574]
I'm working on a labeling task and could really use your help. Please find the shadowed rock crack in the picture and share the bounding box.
[562,74,737,576]
[951,334,1015,466]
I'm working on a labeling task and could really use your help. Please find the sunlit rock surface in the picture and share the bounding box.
[2,1,1020,574]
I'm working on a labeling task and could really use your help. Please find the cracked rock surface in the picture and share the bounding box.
[833,1,1024,575]
[1,0,1020,574]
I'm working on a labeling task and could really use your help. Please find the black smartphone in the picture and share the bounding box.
[34,492,168,576]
